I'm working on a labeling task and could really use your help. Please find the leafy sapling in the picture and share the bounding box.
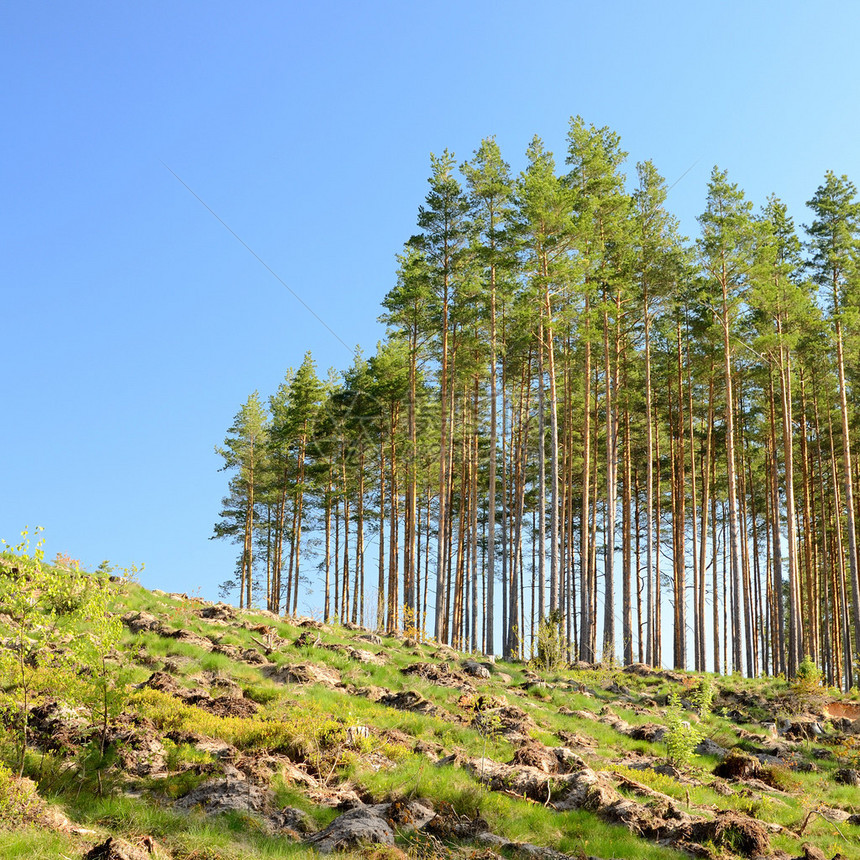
[665,691,702,768]
[0,528,70,776]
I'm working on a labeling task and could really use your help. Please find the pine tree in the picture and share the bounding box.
[413,150,470,644]
[462,136,516,656]
[698,167,757,675]
[213,392,269,608]
[807,172,860,686]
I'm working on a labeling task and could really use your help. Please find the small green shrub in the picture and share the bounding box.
[795,656,821,690]
[0,763,42,827]
[692,676,714,718]
[760,763,800,792]
[665,692,701,768]
[532,610,565,672]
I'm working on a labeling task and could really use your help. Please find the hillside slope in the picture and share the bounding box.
[1,566,860,860]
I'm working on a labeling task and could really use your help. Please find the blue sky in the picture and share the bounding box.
[2,1,859,606]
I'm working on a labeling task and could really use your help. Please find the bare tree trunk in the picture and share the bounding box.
[721,270,745,674]
[602,303,617,662]
[580,298,593,661]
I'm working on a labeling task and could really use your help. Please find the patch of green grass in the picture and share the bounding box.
[0,829,85,859]
[60,793,319,859]
[359,755,685,860]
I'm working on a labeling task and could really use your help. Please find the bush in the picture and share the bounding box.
[692,676,714,718]
[665,692,701,768]
[532,610,565,672]
[0,763,42,827]
[794,656,822,692]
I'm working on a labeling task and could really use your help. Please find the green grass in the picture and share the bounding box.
[58,794,321,859]
[358,755,686,860]
[6,571,860,860]
[0,829,84,859]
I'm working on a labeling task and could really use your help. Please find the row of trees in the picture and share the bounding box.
[214,117,860,686]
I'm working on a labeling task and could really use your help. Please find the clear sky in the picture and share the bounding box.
[3,1,859,605]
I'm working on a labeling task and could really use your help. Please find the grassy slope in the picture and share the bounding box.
[1,575,859,860]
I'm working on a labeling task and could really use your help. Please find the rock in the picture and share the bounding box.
[798,844,828,860]
[174,777,274,817]
[466,755,615,807]
[834,768,860,785]
[780,718,825,741]
[462,659,491,679]
[379,690,446,718]
[168,628,214,652]
[121,611,172,637]
[199,602,237,621]
[604,680,633,697]
[270,662,342,688]
[84,837,151,860]
[273,806,318,835]
[623,662,656,677]
[696,737,728,758]
[755,752,786,768]
[629,722,666,743]
[425,802,488,839]
[346,647,385,665]
[403,661,475,691]
[433,646,459,661]
[305,801,433,853]
[241,648,268,664]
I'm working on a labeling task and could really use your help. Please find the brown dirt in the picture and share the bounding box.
[713,749,762,781]
[511,739,558,773]
[84,836,152,860]
[824,700,860,721]
[684,811,770,857]
[402,661,475,691]
[424,802,488,839]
